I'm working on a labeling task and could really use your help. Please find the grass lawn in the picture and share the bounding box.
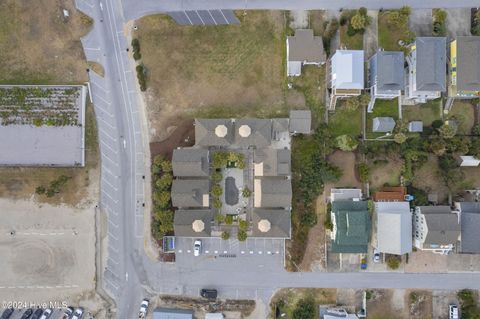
[340,25,364,50]
[378,10,412,52]
[290,65,326,128]
[329,101,363,138]
[366,98,399,139]
[448,100,476,134]
[402,99,442,127]
[0,0,92,84]
[135,11,287,139]
[271,288,336,318]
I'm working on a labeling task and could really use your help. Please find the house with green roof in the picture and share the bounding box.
[330,201,371,253]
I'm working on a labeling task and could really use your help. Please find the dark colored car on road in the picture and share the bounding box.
[30,309,44,319]
[21,309,34,319]
[0,308,14,319]
[200,289,218,299]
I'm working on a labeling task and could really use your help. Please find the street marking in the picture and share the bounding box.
[107,231,119,241]
[249,251,254,254]
[205,250,209,254]
[241,251,245,254]
[214,250,218,254]
[85,47,101,51]
[101,189,119,204]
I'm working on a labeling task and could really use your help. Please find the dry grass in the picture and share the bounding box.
[87,61,105,77]
[0,0,92,84]
[271,288,336,319]
[134,11,288,141]
[0,103,99,206]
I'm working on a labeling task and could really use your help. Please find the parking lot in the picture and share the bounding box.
[0,198,95,305]
[1,308,91,319]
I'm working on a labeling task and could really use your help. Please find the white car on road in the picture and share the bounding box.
[194,240,202,257]
[138,299,149,319]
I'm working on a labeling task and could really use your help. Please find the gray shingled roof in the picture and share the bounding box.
[415,37,446,92]
[256,178,292,208]
[153,308,193,319]
[372,117,395,132]
[251,209,291,238]
[195,119,234,147]
[234,119,272,148]
[173,210,213,237]
[289,110,312,134]
[369,51,405,91]
[376,202,412,255]
[418,206,460,245]
[287,29,326,63]
[456,36,480,91]
[254,149,291,176]
[171,179,209,208]
[172,149,209,177]
[458,202,480,254]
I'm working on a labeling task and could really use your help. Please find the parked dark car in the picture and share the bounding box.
[200,289,218,299]
[30,309,44,319]
[21,309,34,319]
[0,308,14,319]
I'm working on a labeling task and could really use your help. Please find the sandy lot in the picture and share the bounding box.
[0,198,95,303]
[325,151,363,195]
[134,11,287,142]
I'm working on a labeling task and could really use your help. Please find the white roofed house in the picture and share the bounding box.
[328,50,364,110]
[375,201,412,255]
[405,37,446,104]
[286,29,326,77]
[367,50,405,112]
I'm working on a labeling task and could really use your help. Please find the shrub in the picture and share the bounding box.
[431,119,443,129]
[212,152,229,168]
[35,186,46,195]
[439,123,457,139]
[213,198,222,209]
[225,215,233,225]
[154,191,171,208]
[136,64,147,91]
[45,175,71,197]
[133,51,141,61]
[394,133,407,144]
[155,173,173,190]
[211,184,223,197]
[33,118,43,126]
[242,187,251,198]
[214,213,225,223]
[211,171,223,183]
[336,134,359,151]
[357,163,370,183]
[301,209,317,226]
[221,231,230,240]
[292,297,315,319]
[237,230,247,241]
[386,255,401,269]
[239,219,249,231]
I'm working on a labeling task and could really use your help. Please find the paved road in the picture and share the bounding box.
[75,0,480,318]
[123,0,480,21]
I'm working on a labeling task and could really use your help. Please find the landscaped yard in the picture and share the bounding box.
[448,100,476,135]
[402,99,442,127]
[340,25,364,50]
[366,98,399,138]
[135,11,288,141]
[378,8,414,52]
[328,103,363,138]
[270,288,336,319]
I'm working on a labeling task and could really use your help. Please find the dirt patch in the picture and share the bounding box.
[0,0,92,84]
[149,119,195,160]
[299,194,326,272]
[134,11,287,142]
[367,289,408,319]
[369,155,403,190]
[406,290,433,319]
[325,151,362,195]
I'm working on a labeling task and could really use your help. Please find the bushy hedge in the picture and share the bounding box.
[151,155,174,243]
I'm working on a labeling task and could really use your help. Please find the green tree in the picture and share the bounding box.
[386,255,401,269]
[336,134,358,151]
[439,123,457,139]
[211,171,223,183]
[214,213,225,223]
[345,96,360,111]
[447,136,470,155]
[429,137,447,156]
[237,230,247,241]
[154,191,171,208]
[292,297,316,319]
[156,173,173,190]
[225,215,233,225]
[161,160,172,173]
[213,198,223,209]
[394,133,407,144]
[211,184,223,197]
[239,219,249,231]
[357,163,370,183]
[242,187,251,198]
[221,231,230,240]
[212,152,228,168]
[351,13,367,30]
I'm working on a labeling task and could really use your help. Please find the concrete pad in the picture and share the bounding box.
[404,250,448,273]
[446,9,472,39]
[409,9,433,36]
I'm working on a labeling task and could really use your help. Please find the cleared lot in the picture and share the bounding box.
[0,198,94,304]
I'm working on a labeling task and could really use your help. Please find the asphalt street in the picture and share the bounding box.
[74,1,480,318]
[122,0,480,21]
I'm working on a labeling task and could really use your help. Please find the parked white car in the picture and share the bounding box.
[138,299,149,319]
[373,248,380,263]
[449,304,458,319]
[194,240,202,257]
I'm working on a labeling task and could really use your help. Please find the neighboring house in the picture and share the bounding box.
[173,117,293,239]
[171,179,210,208]
[289,110,312,134]
[330,200,371,253]
[153,308,193,319]
[330,188,363,202]
[413,206,460,254]
[328,50,364,110]
[251,209,291,238]
[460,156,480,167]
[408,121,423,133]
[375,201,412,255]
[448,36,480,99]
[405,37,446,104]
[372,117,395,132]
[373,186,407,202]
[173,210,213,237]
[367,50,405,112]
[286,29,326,77]
[172,148,209,177]
[455,202,480,254]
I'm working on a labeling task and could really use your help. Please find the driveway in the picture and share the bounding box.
[446,9,472,39]
[409,9,433,36]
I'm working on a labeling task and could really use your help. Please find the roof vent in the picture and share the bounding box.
[258,219,271,232]
[215,125,228,137]
[239,125,251,137]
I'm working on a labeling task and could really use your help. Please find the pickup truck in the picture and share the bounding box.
[138,299,149,319]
